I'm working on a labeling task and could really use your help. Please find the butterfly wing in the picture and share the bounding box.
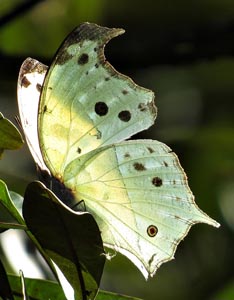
[38,22,156,177]
[63,140,219,278]
[17,58,49,173]
[17,24,219,279]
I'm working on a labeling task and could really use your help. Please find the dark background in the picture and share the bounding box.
[0,1,233,299]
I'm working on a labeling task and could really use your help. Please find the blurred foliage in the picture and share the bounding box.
[0,1,234,300]
[0,0,106,56]
[214,280,234,300]
[0,112,23,158]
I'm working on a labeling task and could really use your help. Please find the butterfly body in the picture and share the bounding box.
[17,22,219,279]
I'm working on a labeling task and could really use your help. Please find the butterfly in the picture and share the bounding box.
[17,22,219,279]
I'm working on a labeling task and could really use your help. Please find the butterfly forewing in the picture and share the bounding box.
[17,58,49,173]
[38,23,156,177]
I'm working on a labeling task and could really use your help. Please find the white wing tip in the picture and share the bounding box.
[194,208,220,228]
[205,217,220,228]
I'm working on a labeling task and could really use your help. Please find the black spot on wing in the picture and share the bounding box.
[118,110,131,122]
[95,102,108,116]
[152,177,162,187]
[78,53,89,65]
[147,147,155,153]
[133,162,146,171]
[77,147,82,154]
[43,105,47,113]
[42,105,51,114]
[122,89,128,95]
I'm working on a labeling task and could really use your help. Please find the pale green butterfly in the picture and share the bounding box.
[17,22,219,279]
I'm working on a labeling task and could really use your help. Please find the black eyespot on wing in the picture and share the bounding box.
[163,161,168,167]
[95,102,109,116]
[78,53,89,65]
[147,225,158,237]
[152,177,162,187]
[122,89,128,95]
[118,110,131,122]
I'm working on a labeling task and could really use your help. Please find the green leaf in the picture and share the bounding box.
[0,181,56,284]
[0,112,23,158]
[23,181,105,300]
[9,190,24,216]
[8,275,66,300]
[96,290,143,300]
[8,274,142,300]
[0,179,25,232]
[0,259,14,300]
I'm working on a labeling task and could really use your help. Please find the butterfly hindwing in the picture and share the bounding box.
[63,140,219,277]
[38,23,156,177]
